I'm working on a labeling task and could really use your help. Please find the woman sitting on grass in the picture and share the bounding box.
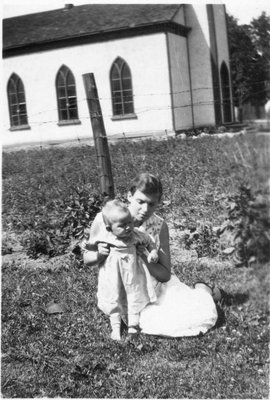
[83,172,220,338]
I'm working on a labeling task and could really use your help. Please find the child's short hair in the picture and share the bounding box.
[102,199,129,227]
[129,173,163,200]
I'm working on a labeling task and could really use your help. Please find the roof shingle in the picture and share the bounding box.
[3,4,183,50]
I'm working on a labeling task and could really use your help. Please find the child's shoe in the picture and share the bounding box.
[127,325,141,336]
[126,326,141,343]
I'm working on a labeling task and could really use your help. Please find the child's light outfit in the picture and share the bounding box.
[85,212,157,329]
[83,212,218,338]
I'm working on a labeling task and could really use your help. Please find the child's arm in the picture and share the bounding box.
[83,242,110,266]
[82,215,110,267]
[82,242,99,266]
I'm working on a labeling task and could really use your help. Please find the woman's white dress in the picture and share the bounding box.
[137,214,218,337]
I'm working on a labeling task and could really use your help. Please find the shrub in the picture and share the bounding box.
[20,224,69,259]
[18,184,104,259]
[183,221,219,258]
[62,184,104,241]
[60,184,104,266]
[221,184,270,266]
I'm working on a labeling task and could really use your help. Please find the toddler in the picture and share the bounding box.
[86,199,158,340]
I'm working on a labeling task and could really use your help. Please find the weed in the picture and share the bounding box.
[62,184,103,241]
[183,222,219,258]
[221,183,270,267]
[20,226,69,259]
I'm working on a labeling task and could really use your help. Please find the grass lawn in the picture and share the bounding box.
[2,133,269,398]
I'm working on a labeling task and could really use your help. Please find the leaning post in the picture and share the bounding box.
[82,73,114,198]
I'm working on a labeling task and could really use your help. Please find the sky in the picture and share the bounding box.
[2,0,270,24]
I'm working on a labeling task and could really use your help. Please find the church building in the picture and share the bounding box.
[3,3,234,146]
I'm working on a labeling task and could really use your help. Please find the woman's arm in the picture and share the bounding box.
[141,221,171,282]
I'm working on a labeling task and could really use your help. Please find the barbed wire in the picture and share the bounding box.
[4,77,269,108]
[4,84,268,130]
[5,84,268,118]
[0,102,250,131]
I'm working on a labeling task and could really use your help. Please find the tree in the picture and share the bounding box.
[227,12,270,121]
[249,12,270,58]
[249,12,270,101]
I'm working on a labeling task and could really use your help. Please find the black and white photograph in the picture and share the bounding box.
[2,0,270,398]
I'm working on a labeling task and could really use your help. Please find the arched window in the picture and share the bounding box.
[7,73,29,128]
[220,62,232,123]
[56,65,79,122]
[110,57,134,116]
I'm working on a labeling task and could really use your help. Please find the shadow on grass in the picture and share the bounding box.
[214,290,249,329]
[229,292,249,305]
[221,290,249,307]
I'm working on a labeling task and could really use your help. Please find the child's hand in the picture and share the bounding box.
[97,242,110,261]
[147,249,159,263]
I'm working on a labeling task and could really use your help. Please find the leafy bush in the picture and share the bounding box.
[183,222,219,258]
[62,184,104,241]
[20,224,69,259]
[20,185,105,260]
[221,184,270,266]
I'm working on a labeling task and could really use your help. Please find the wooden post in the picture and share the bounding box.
[82,73,114,198]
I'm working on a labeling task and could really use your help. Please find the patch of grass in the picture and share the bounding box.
[2,133,269,397]
[1,257,269,398]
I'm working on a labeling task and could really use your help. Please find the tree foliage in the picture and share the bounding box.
[249,12,270,99]
[227,12,270,116]
[249,12,270,60]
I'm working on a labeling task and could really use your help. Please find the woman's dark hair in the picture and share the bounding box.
[129,173,163,200]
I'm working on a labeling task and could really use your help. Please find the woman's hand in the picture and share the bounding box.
[147,249,159,263]
[142,221,171,282]
[140,253,170,282]
[136,243,146,257]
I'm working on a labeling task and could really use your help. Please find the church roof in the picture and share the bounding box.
[3,4,185,51]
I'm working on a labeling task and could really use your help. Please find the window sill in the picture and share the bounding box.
[9,124,31,131]
[57,119,81,126]
[111,113,138,121]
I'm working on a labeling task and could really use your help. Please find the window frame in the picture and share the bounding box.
[110,57,136,120]
[7,73,30,131]
[56,65,80,125]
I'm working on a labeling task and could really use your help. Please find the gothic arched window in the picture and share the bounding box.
[110,57,134,116]
[56,65,79,122]
[7,73,29,129]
